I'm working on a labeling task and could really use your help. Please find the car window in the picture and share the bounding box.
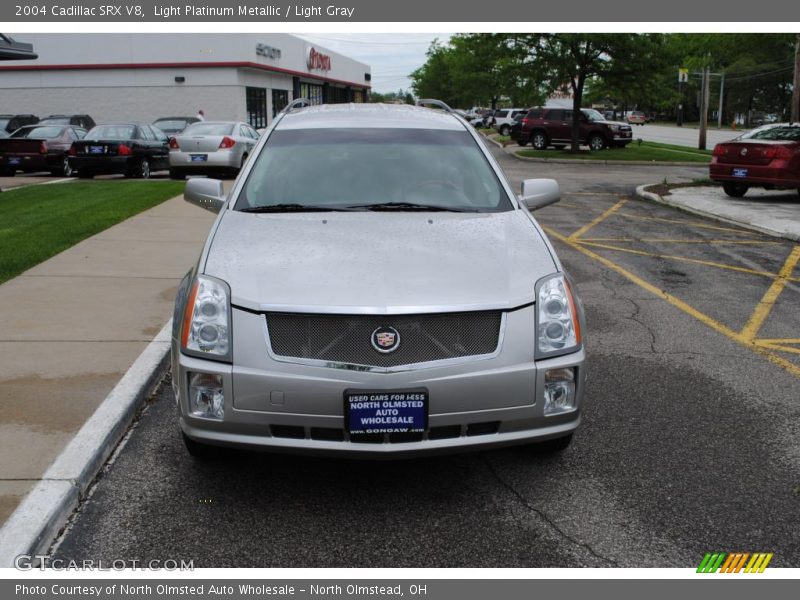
[154,119,187,131]
[239,128,512,213]
[74,128,87,139]
[140,126,155,141]
[494,110,508,118]
[0,119,10,129]
[152,126,169,142]
[546,110,565,120]
[563,111,574,121]
[86,125,136,140]
[748,126,800,141]
[526,108,543,119]
[183,122,235,136]
[582,109,605,122]
[11,126,63,138]
[239,125,250,138]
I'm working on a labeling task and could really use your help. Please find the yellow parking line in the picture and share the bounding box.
[568,198,628,240]
[544,226,800,379]
[618,212,760,235]
[756,338,800,344]
[576,240,799,282]
[739,245,800,341]
[579,238,779,245]
[754,341,800,355]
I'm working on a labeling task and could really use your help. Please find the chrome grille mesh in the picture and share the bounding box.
[266,311,502,368]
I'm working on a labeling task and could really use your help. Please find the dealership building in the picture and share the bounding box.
[0,33,371,128]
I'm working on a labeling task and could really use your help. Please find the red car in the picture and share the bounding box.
[710,125,800,197]
[0,124,87,176]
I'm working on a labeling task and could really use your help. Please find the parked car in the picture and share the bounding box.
[710,124,800,197]
[68,122,170,179]
[518,107,633,150]
[627,111,647,125]
[39,114,95,130]
[0,124,87,176]
[492,108,529,136]
[0,113,38,134]
[508,112,526,142]
[172,101,586,459]
[168,120,259,179]
[153,116,201,136]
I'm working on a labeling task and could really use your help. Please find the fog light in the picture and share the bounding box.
[543,367,576,416]
[188,372,224,420]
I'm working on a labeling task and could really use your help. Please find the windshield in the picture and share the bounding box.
[747,126,800,141]
[582,109,605,122]
[237,128,511,213]
[183,122,234,136]
[155,119,189,131]
[12,126,63,138]
[85,125,135,140]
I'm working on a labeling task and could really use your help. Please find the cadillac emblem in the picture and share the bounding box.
[371,326,400,353]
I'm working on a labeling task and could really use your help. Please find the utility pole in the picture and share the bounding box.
[699,67,709,150]
[717,72,725,129]
[792,34,800,124]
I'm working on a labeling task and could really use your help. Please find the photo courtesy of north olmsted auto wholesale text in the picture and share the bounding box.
[0,1,799,599]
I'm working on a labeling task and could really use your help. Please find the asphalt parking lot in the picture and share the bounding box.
[51,147,800,567]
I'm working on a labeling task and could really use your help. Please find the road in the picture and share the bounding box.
[634,123,744,148]
[52,149,800,567]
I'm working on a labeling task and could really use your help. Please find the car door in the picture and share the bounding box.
[545,109,568,141]
[149,126,170,170]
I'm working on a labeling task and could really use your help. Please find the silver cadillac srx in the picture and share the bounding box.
[171,100,586,458]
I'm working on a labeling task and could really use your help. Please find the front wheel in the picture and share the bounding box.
[722,182,749,197]
[531,131,548,150]
[588,134,607,151]
[499,124,510,136]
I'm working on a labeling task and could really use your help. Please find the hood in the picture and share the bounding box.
[204,210,557,314]
[599,119,630,127]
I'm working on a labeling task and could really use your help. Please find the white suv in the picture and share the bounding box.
[492,108,528,136]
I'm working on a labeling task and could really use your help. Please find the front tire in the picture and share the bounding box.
[722,182,749,197]
[532,433,573,453]
[499,124,511,136]
[182,433,223,460]
[531,131,548,150]
[588,134,607,151]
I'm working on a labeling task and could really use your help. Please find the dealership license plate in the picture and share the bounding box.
[88,145,105,154]
[190,154,208,162]
[733,168,748,178]
[8,157,21,165]
[345,390,428,435]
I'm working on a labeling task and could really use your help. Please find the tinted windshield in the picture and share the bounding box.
[183,122,234,136]
[86,125,135,140]
[748,126,800,141]
[12,126,63,138]
[582,109,605,122]
[237,128,511,213]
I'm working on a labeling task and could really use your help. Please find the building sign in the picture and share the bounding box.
[256,43,281,59]
[306,47,331,71]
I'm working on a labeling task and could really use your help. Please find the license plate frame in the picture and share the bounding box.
[8,157,21,165]
[732,168,748,178]
[344,389,428,435]
[88,145,105,154]
[190,154,208,162]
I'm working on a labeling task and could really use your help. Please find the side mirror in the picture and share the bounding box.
[184,178,225,213]
[519,178,560,211]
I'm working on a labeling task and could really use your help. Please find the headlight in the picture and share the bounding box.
[609,125,620,132]
[180,275,231,361]
[535,273,582,358]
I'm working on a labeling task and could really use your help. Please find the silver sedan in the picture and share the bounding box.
[168,121,259,179]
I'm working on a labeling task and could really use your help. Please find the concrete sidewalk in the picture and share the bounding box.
[0,194,215,526]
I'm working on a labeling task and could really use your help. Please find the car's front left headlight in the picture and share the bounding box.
[535,273,582,359]
[180,274,232,362]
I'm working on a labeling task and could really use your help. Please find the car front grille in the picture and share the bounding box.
[265,311,503,368]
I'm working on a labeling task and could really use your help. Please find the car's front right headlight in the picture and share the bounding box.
[180,274,232,362]
[535,273,582,359]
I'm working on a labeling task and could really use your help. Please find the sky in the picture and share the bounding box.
[296,33,451,94]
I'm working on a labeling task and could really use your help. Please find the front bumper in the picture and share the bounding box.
[172,306,586,457]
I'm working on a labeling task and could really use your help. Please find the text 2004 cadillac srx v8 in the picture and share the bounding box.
[172,100,586,459]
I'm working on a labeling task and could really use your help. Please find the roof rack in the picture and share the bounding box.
[280,98,312,114]
[415,99,455,114]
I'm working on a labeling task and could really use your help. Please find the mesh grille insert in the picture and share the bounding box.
[266,311,502,368]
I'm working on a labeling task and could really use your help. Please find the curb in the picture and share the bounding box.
[635,184,800,242]
[0,320,173,567]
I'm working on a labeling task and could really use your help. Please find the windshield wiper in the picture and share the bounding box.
[348,202,478,212]
[238,204,358,213]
